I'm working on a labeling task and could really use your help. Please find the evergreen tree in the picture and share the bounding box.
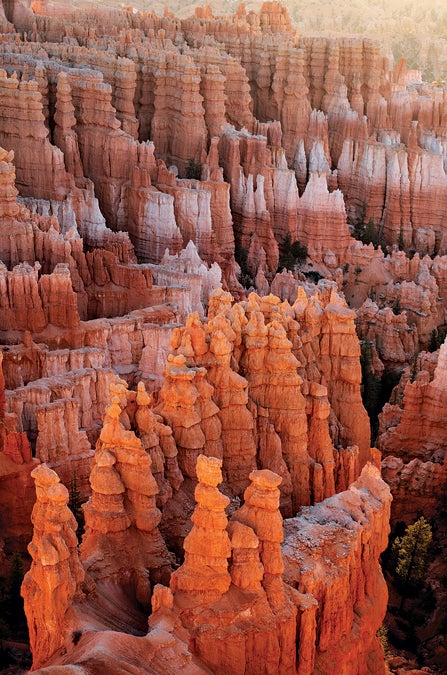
[185,158,202,180]
[277,234,295,271]
[277,235,308,272]
[353,220,364,240]
[410,353,419,383]
[392,297,402,315]
[392,516,432,595]
[363,218,377,246]
[376,624,389,656]
[68,474,84,541]
[428,328,447,352]
[360,339,381,440]
[235,246,253,289]
[428,329,438,352]
[290,240,308,262]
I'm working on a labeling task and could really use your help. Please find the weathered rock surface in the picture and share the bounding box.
[21,464,85,670]
[170,454,231,603]
[22,457,391,675]
[80,378,173,605]
[379,343,447,524]
[168,458,298,675]
[166,287,370,510]
[283,463,391,675]
[0,1,440,673]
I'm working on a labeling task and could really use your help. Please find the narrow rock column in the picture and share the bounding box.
[21,464,84,671]
[232,469,284,603]
[170,454,231,604]
[227,520,264,594]
[81,382,171,605]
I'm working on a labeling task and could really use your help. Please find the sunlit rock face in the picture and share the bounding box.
[21,464,85,671]
[19,291,390,674]
[162,285,371,515]
[379,343,447,525]
[283,463,391,675]
[0,0,439,672]
[22,449,391,674]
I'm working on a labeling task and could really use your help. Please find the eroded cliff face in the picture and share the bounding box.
[283,463,391,675]
[0,0,438,672]
[0,0,446,290]
[14,284,389,673]
[0,0,446,363]
[163,285,371,517]
[23,448,391,675]
[378,343,447,526]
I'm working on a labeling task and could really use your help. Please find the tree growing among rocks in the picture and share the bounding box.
[392,516,432,604]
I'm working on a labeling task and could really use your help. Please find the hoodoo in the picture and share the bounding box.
[0,1,445,673]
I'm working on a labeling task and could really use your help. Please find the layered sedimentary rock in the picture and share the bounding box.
[168,458,298,675]
[0,0,445,291]
[342,246,447,360]
[154,355,222,480]
[81,378,173,605]
[283,463,391,675]
[231,468,285,602]
[170,454,231,602]
[0,1,443,672]
[378,343,447,524]
[164,286,369,510]
[21,455,391,675]
[0,349,38,552]
[295,172,353,265]
[21,464,85,670]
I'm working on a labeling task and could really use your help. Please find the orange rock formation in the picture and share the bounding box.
[1,0,443,672]
[21,464,85,670]
[81,378,173,604]
[379,344,447,524]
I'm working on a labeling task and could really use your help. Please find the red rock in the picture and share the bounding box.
[232,468,285,602]
[21,464,85,670]
[378,342,447,524]
[0,4,427,672]
[170,454,231,603]
[295,172,353,265]
[283,463,391,675]
[0,70,71,200]
[81,378,172,603]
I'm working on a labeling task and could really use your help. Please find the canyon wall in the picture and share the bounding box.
[0,1,444,672]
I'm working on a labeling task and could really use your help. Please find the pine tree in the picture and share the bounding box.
[376,624,389,656]
[360,339,381,441]
[362,218,377,246]
[68,473,84,541]
[290,240,308,262]
[277,235,308,272]
[277,234,295,271]
[410,353,419,383]
[392,297,401,315]
[392,516,432,596]
[185,158,202,180]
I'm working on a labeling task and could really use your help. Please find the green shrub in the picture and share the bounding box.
[392,516,432,596]
[185,158,202,180]
[277,234,308,272]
